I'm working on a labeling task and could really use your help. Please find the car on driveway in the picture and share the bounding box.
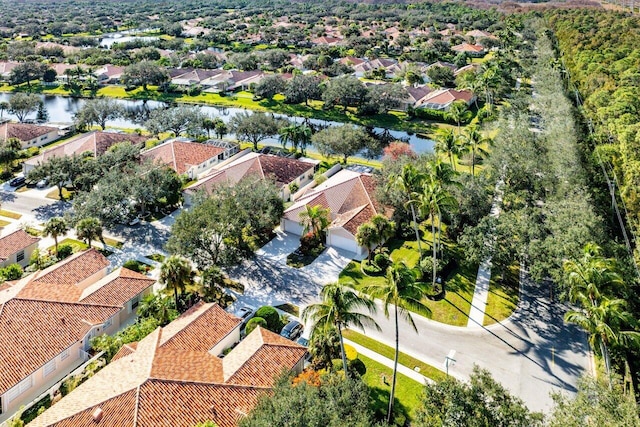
[280,320,303,341]
[9,176,25,187]
[236,306,255,327]
[36,178,49,188]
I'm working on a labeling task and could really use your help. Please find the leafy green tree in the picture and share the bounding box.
[8,93,41,122]
[8,61,49,89]
[245,317,267,334]
[254,74,286,100]
[254,306,283,333]
[415,366,544,427]
[447,100,471,132]
[43,217,69,256]
[137,294,178,326]
[74,98,124,130]
[302,283,379,374]
[145,106,205,137]
[365,262,431,423]
[159,255,195,311]
[427,66,455,87]
[0,138,22,173]
[311,125,373,163]
[355,223,377,262]
[75,217,104,248]
[213,118,228,139]
[229,112,286,151]
[0,101,9,118]
[284,75,322,106]
[121,60,168,90]
[365,83,408,114]
[299,205,331,240]
[322,76,367,112]
[239,373,374,427]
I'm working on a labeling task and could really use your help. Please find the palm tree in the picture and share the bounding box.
[299,204,331,240]
[565,296,640,379]
[43,217,69,256]
[461,125,490,176]
[302,282,380,374]
[213,118,228,139]
[297,124,312,156]
[370,214,396,249]
[75,217,104,248]
[279,124,298,151]
[202,117,215,138]
[447,101,469,133]
[364,262,431,423]
[386,164,425,258]
[417,175,457,290]
[434,128,462,171]
[159,255,195,311]
[355,222,378,262]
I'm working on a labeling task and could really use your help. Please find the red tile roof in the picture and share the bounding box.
[49,389,137,427]
[0,229,39,261]
[0,299,119,395]
[142,141,224,175]
[79,268,155,307]
[0,122,58,142]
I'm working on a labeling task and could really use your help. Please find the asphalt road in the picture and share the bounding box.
[358,273,590,413]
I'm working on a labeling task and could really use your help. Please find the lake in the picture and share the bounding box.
[0,93,434,154]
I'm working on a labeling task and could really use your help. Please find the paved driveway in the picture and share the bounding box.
[226,230,356,308]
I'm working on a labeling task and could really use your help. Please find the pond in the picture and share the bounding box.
[0,93,435,155]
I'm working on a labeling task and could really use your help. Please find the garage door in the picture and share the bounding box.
[328,232,359,254]
[282,219,305,236]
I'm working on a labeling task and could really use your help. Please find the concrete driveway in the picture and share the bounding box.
[226,229,356,308]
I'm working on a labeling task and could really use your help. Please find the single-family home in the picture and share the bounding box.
[94,65,124,84]
[23,131,149,174]
[29,302,306,427]
[0,122,61,149]
[141,139,237,179]
[170,68,225,88]
[0,229,40,268]
[311,36,343,46]
[282,169,391,255]
[403,85,434,110]
[415,88,475,110]
[466,29,497,40]
[451,43,486,57]
[0,61,19,81]
[185,152,317,204]
[0,249,155,423]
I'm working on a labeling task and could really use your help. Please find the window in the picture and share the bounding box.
[44,359,56,377]
[60,348,70,361]
[129,295,140,313]
[217,153,224,160]
[104,316,113,329]
[16,250,24,263]
[7,376,32,403]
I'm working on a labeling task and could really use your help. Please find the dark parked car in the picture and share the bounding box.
[280,320,303,341]
[237,306,255,327]
[9,176,25,187]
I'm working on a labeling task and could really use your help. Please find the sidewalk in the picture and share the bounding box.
[466,180,503,328]
[343,339,433,385]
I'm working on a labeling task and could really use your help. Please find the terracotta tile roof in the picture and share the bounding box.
[19,249,110,302]
[451,42,485,53]
[0,229,39,261]
[406,86,433,103]
[111,342,138,362]
[150,348,224,383]
[79,267,155,307]
[49,389,137,427]
[0,122,58,142]
[0,298,120,395]
[256,154,314,186]
[333,204,374,235]
[142,141,224,175]
[419,89,474,108]
[160,302,242,352]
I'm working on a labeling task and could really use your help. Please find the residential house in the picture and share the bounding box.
[451,43,486,57]
[465,29,497,40]
[454,63,481,76]
[0,229,40,268]
[0,249,155,423]
[352,58,402,79]
[23,131,149,174]
[415,88,475,110]
[311,36,343,46]
[403,85,434,110]
[169,68,225,88]
[94,65,124,84]
[0,122,61,149]
[282,169,391,255]
[185,152,317,204]
[141,139,237,179]
[30,302,306,427]
[0,61,19,81]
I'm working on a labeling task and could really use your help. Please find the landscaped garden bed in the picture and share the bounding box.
[123,259,154,274]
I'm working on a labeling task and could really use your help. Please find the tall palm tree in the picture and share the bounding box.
[461,125,490,177]
[365,262,431,423]
[279,124,298,151]
[297,124,312,155]
[159,255,195,311]
[565,296,640,379]
[447,101,469,133]
[417,176,457,290]
[43,217,69,256]
[370,214,396,249]
[302,282,380,374]
[355,222,378,262]
[386,164,425,258]
[434,128,462,171]
[299,205,331,240]
[75,217,104,248]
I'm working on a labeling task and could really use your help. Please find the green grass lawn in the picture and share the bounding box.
[359,354,423,422]
[0,219,10,227]
[484,264,519,326]
[340,225,477,327]
[0,209,21,219]
[46,188,74,201]
[343,329,446,382]
[102,237,124,249]
[47,238,88,253]
[146,253,166,263]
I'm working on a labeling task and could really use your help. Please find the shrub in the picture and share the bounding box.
[56,244,73,260]
[344,344,357,361]
[373,252,391,270]
[1,263,23,280]
[299,232,323,255]
[255,306,283,332]
[289,182,299,194]
[349,358,367,376]
[245,317,267,334]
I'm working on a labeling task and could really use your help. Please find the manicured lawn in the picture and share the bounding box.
[102,237,124,249]
[47,238,88,253]
[275,303,300,317]
[146,253,166,263]
[0,209,21,219]
[359,354,423,422]
[340,225,477,327]
[46,188,74,200]
[0,219,10,227]
[484,263,519,326]
[343,329,447,382]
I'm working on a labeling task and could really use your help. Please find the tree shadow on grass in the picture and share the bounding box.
[368,386,411,426]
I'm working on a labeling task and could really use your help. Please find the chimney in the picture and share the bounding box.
[92,407,103,422]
